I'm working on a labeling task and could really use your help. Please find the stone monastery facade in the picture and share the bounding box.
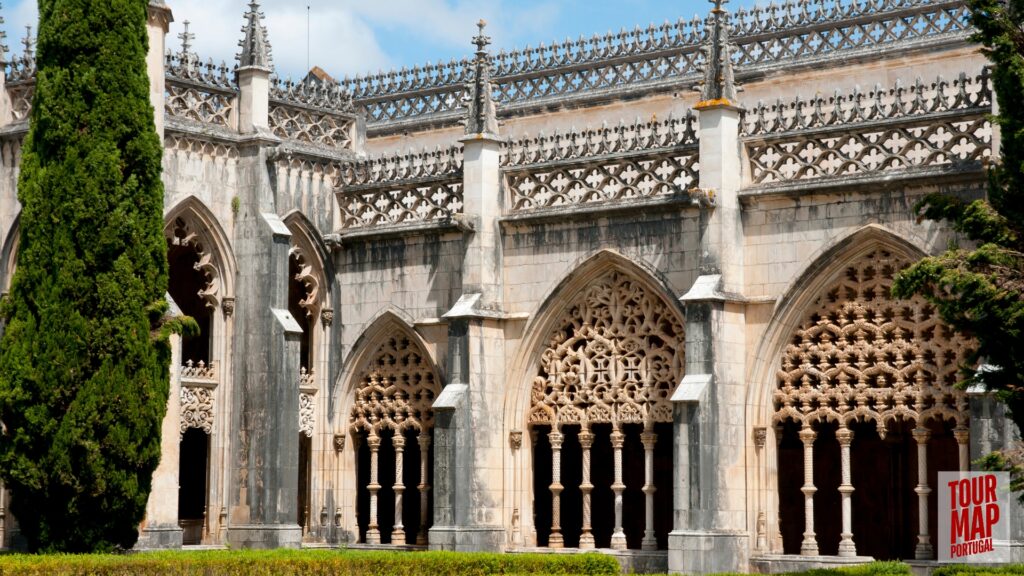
[0,0,1018,573]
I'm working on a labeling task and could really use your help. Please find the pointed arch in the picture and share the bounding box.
[0,212,19,292]
[283,209,332,320]
[333,309,443,435]
[164,195,237,307]
[505,249,688,432]
[745,224,934,429]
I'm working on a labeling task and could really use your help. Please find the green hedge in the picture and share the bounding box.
[710,561,910,576]
[932,565,1024,576]
[0,549,621,575]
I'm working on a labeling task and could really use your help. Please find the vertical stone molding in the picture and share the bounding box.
[610,429,627,550]
[641,430,658,551]
[417,432,432,545]
[578,430,595,549]
[392,434,406,545]
[547,430,565,548]
[365,433,382,545]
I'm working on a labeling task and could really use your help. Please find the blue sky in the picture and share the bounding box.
[0,0,760,81]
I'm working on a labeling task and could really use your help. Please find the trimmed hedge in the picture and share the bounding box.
[709,561,911,576]
[0,549,621,575]
[932,565,1024,576]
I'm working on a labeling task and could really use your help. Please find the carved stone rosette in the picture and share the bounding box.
[300,392,315,438]
[180,385,214,436]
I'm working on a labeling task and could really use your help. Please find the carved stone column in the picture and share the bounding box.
[799,425,818,556]
[641,430,658,551]
[548,430,565,548]
[913,426,933,559]
[366,433,382,544]
[754,427,768,552]
[417,432,431,545]
[392,434,406,545]
[954,426,970,472]
[578,430,595,549]
[836,426,856,557]
[610,429,627,550]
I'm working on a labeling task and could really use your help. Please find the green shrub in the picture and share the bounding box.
[0,549,622,575]
[932,565,1024,576]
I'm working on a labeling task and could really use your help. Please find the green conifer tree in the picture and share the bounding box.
[893,0,1024,466]
[0,0,181,551]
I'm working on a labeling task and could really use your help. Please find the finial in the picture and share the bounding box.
[178,20,195,56]
[473,19,491,54]
[0,3,7,64]
[696,0,740,107]
[236,0,273,72]
[463,18,499,136]
[21,25,33,59]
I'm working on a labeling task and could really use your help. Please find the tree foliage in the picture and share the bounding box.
[0,0,176,551]
[893,0,1024,445]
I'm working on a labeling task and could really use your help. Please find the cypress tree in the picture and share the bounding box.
[0,0,181,551]
[893,0,1024,477]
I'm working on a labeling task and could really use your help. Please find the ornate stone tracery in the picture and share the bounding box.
[299,392,315,438]
[349,333,440,435]
[773,249,972,433]
[167,216,222,309]
[289,245,321,317]
[529,270,685,428]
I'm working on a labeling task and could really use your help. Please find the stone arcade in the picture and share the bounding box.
[0,0,1019,573]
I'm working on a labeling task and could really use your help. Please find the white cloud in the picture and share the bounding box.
[0,0,563,81]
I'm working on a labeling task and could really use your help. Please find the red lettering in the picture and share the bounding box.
[985,474,997,503]
[970,505,986,541]
[950,480,961,510]
[959,478,971,508]
[986,503,1000,538]
[952,508,970,543]
[972,477,985,506]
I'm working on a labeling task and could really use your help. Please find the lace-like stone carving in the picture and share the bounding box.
[529,271,685,427]
[300,392,315,438]
[349,334,440,435]
[166,83,235,128]
[773,249,972,433]
[181,385,214,435]
[268,103,354,150]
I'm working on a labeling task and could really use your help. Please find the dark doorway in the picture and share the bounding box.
[179,428,210,545]
[298,433,312,534]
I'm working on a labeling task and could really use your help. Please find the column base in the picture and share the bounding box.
[428,525,505,552]
[914,542,933,560]
[669,529,748,575]
[226,524,302,549]
[365,528,381,544]
[579,532,595,549]
[392,528,406,545]
[135,525,183,550]
[838,536,857,557]
[611,531,627,550]
[548,532,564,548]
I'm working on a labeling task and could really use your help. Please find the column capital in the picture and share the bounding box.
[548,431,564,449]
[393,434,406,449]
[367,434,381,450]
[418,432,432,450]
[610,430,625,448]
[578,431,595,449]
[953,425,970,444]
[912,426,931,444]
[640,431,658,450]
[798,426,817,445]
[836,426,854,446]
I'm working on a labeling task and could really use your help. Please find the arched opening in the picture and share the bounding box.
[178,427,210,545]
[527,269,683,550]
[350,331,439,546]
[167,220,214,366]
[773,248,971,560]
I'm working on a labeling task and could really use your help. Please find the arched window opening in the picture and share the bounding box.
[168,236,213,365]
[350,332,439,546]
[773,249,971,560]
[528,270,684,551]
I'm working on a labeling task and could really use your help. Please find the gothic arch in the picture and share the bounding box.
[164,195,237,308]
[505,249,686,550]
[746,224,932,429]
[746,224,972,559]
[505,249,687,432]
[0,213,19,292]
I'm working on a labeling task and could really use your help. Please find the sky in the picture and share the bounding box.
[0,0,761,82]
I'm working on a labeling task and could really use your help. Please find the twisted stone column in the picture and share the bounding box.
[578,430,595,549]
[392,434,406,544]
[610,429,627,550]
[954,426,970,472]
[641,430,658,550]
[366,433,382,544]
[548,430,565,548]
[417,432,431,545]
[913,426,933,559]
[836,426,856,557]
[798,426,818,556]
